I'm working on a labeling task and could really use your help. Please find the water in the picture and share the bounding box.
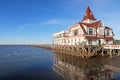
[0,45,63,80]
[53,53,120,80]
[0,45,120,80]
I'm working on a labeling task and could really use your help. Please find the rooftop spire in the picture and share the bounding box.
[82,6,96,21]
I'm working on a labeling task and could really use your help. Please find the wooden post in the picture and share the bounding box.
[118,50,120,56]
[109,49,112,58]
[102,47,104,57]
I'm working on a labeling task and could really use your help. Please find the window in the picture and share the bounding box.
[106,30,109,36]
[68,40,70,43]
[88,28,93,35]
[106,40,109,44]
[74,30,78,36]
[88,40,92,45]
[75,39,77,45]
[79,38,81,42]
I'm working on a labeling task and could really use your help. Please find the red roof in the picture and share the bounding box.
[78,21,101,35]
[82,6,96,21]
[85,35,98,40]
[81,21,101,28]
[104,36,114,40]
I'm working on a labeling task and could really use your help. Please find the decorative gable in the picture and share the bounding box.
[81,21,101,28]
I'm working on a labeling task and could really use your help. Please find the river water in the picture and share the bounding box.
[0,45,120,80]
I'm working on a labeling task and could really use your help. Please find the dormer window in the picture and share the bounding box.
[74,30,78,36]
[106,30,109,36]
[88,28,93,35]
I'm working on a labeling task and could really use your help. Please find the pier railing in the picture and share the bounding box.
[103,45,120,58]
[103,45,120,49]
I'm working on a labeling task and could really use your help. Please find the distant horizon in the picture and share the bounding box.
[0,0,120,44]
[0,43,52,45]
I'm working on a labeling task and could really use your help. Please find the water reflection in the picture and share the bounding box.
[53,53,119,80]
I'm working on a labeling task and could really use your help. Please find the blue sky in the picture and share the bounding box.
[0,0,120,44]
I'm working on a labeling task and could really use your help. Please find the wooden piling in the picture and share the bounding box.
[102,48,104,57]
[118,50,120,56]
[109,49,112,58]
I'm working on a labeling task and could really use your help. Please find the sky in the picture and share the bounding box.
[0,0,120,44]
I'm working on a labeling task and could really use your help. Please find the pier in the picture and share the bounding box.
[30,44,120,58]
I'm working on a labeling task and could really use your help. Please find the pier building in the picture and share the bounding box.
[53,6,114,46]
